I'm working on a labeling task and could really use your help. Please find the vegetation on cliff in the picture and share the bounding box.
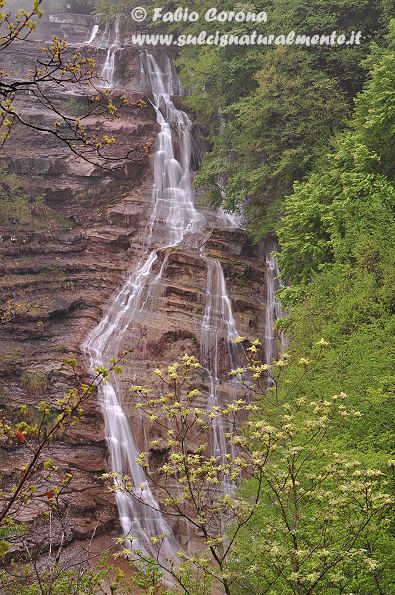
[276,25,394,439]
[1,348,393,594]
[112,350,394,594]
[0,167,67,234]
[97,0,393,231]
[0,0,394,593]
[99,3,394,591]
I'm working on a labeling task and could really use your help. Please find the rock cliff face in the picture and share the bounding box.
[0,11,269,559]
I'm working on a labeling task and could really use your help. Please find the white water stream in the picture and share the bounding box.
[83,50,201,560]
[82,12,286,560]
[85,23,99,45]
[100,17,121,89]
[264,240,287,368]
[83,49,243,560]
[201,259,240,493]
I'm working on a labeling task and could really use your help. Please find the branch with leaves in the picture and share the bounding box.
[0,1,147,168]
[104,342,394,595]
[0,353,127,553]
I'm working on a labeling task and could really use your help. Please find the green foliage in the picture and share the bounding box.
[278,27,395,283]
[107,349,394,594]
[0,541,10,558]
[96,0,392,233]
[195,48,348,232]
[173,1,391,233]
[0,520,27,540]
[1,565,110,594]
[0,520,27,564]
[20,370,47,394]
[277,22,395,426]
[271,24,395,592]
[0,167,66,234]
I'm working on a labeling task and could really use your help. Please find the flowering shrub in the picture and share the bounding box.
[107,341,394,594]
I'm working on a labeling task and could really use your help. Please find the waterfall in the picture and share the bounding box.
[141,53,204,244]
[85,24,99,44]
[83,51,207,562]
[83,49,242,563]
[217,207,244,230]
[100,17,121,89]
[264,241,287,368]
[201,259,239,494]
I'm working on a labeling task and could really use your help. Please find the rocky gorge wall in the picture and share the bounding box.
[0,11,271,562]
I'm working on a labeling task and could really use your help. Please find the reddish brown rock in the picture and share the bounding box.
[0,10,268,564]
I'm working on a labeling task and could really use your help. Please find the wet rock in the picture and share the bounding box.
[0,10,269,560]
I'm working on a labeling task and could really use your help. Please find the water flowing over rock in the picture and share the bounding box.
[86,24,99,45]
[201,258,240,494]
[264,240,288,368]
[101,17,121,89]
[0,11,285,562]
[83,50,246,560]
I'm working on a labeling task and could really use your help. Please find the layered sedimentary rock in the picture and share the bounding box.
[0,11,269,558]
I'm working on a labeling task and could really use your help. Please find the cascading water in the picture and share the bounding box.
[141,53,204,245]
[83,51,204,560]
[201,259,240,494]
[264,240,287,369]
[100,17,121,89]
[85,23,99,44]
[83,48,243,562]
